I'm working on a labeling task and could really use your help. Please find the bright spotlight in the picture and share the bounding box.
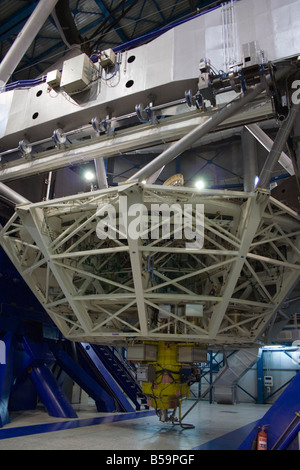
[84,170,95,182]
[195,180,206,190]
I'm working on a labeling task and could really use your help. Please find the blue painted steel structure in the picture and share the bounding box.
[239,372,300,450]
[92,345,147,410]
[0,246,147,427]
[256,353,264,404]
[0,333,149,427]
[0,2,299,446]
[80,343,135,413]
[0,333,151,426]
[47,340,116,412]
[23,335,78,419]
[0,333,14,427]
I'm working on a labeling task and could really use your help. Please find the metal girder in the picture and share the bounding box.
[245,124,295,177]
[127,64,270,183]
[0,0,60,85]
[208,193,269,338]
[0,98,273,183]
[258,102,300,190]
[0,182,30,205]
[91,0,135,45]
[1,184,299,347]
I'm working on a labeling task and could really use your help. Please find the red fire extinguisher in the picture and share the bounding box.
[257,425,268,450]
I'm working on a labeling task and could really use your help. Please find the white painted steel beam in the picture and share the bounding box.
[0,182,30,205]
[208,193,269,338]
[0,0,59,85]
[245,124,295,176]
[0,184,299,346]
[258,102,300,188]
[0,99,273,182]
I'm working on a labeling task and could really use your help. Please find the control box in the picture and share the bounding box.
[46,69,62,88]
[99,49,116,68]
[60,53,96,95]
[264,375,273,387]
[126,344,158,362]
[177,346,207,363]
[137,365,156,382]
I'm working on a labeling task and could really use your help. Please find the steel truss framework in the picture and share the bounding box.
[1,183,300,346]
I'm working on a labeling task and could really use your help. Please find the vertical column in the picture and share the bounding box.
[256,350,264,404]
[293,110,300,169]
[94,157,108,189]
[0,333,14,427]
[242,128,258,192]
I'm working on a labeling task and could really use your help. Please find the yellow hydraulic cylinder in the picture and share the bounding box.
[142,342,190,410]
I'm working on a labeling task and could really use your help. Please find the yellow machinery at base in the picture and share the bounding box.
[127,341,207,424]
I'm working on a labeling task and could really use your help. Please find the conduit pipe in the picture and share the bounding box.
[127,67,294,183]
[0,0,60,85]
[0,182,30,206]
[245,123,295,176]
[242,129,258,192]
[177,349,229,428]
[94,157,108,189]
[258,102,300,189]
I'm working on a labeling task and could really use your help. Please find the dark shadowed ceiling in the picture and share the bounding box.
[0,0,222,82]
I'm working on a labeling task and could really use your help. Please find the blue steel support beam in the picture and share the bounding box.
[0,333,14,427]
[239,371,300,450]
[150,0,167,22]
[81,343,135,412]
[256,351,264,404]
[23,336,77,419]
[93,0,129,43]
[275,415,300,450]
[47,340,116,412]
[27,364,78,418]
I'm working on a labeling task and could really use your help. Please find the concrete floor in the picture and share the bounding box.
[0,400,271,450]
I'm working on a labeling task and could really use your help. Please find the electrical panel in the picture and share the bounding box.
[177,346,207,363]
[60,53,96,95]
[46,69,62,88]
[136,365,156,382]
[126,344,158,362]
[99,49,116,68]
[264,375,273,387]
[185,304,204,317]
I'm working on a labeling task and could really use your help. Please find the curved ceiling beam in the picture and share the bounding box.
[52,0,90,54]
